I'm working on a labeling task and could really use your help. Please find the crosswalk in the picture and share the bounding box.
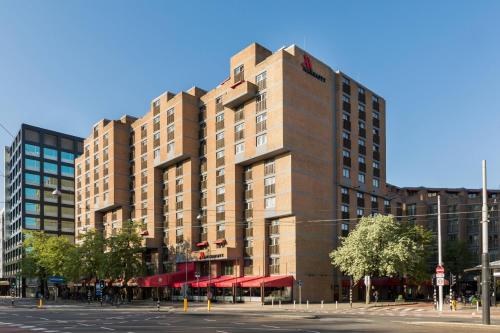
[318,306,433,317]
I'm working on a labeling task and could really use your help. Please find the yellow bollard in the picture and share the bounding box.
[207,299,211,312]
[183,298,188,312]
[38,298,43,309]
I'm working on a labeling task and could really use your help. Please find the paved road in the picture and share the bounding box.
[0,306,498,333]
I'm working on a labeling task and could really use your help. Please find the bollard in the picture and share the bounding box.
[157,300,160,312]
[336,300,338,309]
[293,300,296,309]
[183,298,188,312]
[271,297,274,307]
[476,301,479,313]
[207,299,211,312]
[279,300,282,308]
[306,300,309,310]
[38,298,43,309]
[321,300,324,309]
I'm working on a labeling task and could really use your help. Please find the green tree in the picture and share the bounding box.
[329,214,433,304]
[443,240,475,275]
[107,221,145,283]
[77,230,108,281]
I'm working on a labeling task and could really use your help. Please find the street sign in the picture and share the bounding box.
[96,289,102,296]
[494,272,500,277]
[364,275,371,286]
[297,280,303,287]
[436,277,445,286]
[436,273,445,278]
[435,266,445,274]
[48,276,65,284]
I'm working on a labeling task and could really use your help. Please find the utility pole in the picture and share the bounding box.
[437,195,443,312]
[481,160,490,325]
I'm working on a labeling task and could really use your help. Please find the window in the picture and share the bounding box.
[62,207,75,218]
[235,123,244,140]
[154,148,160,159]
[342,167,350,178]
[45,205,58,217]
[256,71,267,90]
[357,208,364,217]
[25,143,40,157]
[25,202,40,215]
[384,199,390,206]
[216,113,224,122]
[235,142,244,154]
[358,156,365,164]
[61,192,75,205]
[359,121,366,129]
[341,223,349,237]
[358,173,365,183]
[44,162,58,174]
[373,161,380,169]
[342,95,350,103]
[342,150,350,158]
[25,158,40,171]
[44,219,58,231]
[358,138,366,146]
[167,142,174,153]
[216,150,225,159]
[342,132,350,140]
[25,173,40,186]
[373,178,380,188]
[61,221,74,233]
[256,113,267,133]
[61,179,74,191]
[341,187,348,195]
[256,134,267,147]
[265,196,276,209]
[25,188,40,200]
[43,147,58,160]
[25,217,40,230]
[373,111,380,120]
[358,104,365,113]
[61,165,74,177]
[216,132,224,141]
[44,176,58,188]
[256,92,267,111]
[264,177,276,195]
[44,134,57,146]
[61,151,75,164]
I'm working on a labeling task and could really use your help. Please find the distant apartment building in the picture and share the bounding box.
[387,185,500,267]
[75,43,386,302]
[0,208,4,279]
[3,124,83,296]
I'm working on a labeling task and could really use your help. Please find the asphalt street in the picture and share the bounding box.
[0,306,499,333]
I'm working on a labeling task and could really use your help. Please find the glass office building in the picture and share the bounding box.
[3,124,83,296]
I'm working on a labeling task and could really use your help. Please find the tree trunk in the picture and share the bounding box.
[365,279,371,304]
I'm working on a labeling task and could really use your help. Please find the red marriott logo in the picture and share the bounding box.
[301,54,326,82]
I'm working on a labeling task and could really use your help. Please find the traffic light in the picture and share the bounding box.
[451,274,456,286]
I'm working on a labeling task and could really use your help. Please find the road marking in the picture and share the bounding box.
[204,318,216,322]
[262,325,280,329]
[232,322,245,325]
[305,331,321,333]
[101,327,115,331]
[216,331,229,333]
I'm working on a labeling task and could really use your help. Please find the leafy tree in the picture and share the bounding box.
[22,231,50,281]
[107,221,145,283]
[77,230,108,281]
[330,214,433,303]
[443,240,475,275]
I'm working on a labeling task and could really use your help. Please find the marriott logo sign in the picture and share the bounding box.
[301,54,326,82]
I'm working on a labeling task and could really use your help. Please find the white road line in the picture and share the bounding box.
[101,327,115,331]
[216,331,229,333]
[204,318,216,322]
[262,325,280,329]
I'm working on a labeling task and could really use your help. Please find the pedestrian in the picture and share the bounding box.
[373,290,379,303]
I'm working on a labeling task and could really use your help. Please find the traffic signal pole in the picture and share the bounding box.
[481,160,491,325]
[437,195,443,312]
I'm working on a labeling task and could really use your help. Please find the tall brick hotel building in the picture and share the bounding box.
[75,43,386,302]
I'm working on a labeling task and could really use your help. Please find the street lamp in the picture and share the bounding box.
[52,188,62,196]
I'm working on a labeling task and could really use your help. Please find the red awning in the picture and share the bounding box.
[139,270,194,288]
[214,239,226,245]
[196,241,208,247]
[216,276,262,288]
[240,275,293,288]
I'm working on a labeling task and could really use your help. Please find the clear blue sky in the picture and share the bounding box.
[1,0,500,206]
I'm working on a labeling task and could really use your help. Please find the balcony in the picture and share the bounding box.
[216,194,225,204]
[374,168,380,178]
[235,109,244,122]
[244,170,252,181]
[343,120,351,131]
[216,212,225,222]
[359,162,366,173]
[216,139,225,149]
[359,128,366,138]
[264,184,275,196]
[201,180,207,190]
[269,245,279,255]
[176,184,183,193]
[245,209,253,219]
[343,138,351,149]
[373,118,380,128]
[176,201,183,210]
[245,189,253,200]
[358,93,366,104]
[244,247,253,257]
[373,151,380,161]
[343,157,351,167]
[245,228,253,238]
[269,224,279,235]
[359,111,366,121]
[343,102,351,112]
[216,157,225,167]
[223,81,257,109]
[359,145,366,155]
[373,134,380,144]
[235,131,244,141]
